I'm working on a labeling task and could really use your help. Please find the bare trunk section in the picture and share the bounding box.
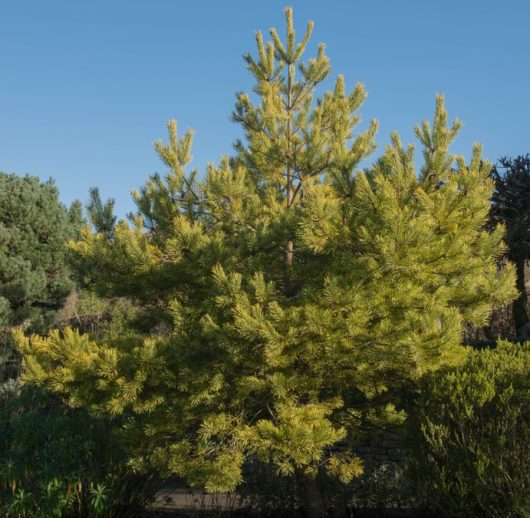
[513,258,529,336]
[296,470,328,518]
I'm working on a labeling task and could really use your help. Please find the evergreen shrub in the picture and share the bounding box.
[409,341,530,517]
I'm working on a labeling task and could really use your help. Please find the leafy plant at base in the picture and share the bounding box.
[16,8,516,517]
[409,341,530,517]
[88,484,111,517]
[7,489,34,518]
[0,385,161,517]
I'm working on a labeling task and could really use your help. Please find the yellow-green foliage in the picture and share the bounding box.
[410,341,530,516]
[18,9,516,494]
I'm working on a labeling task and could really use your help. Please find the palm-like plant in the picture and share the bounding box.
[88,483,112,517]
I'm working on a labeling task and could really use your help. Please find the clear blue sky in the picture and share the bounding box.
[1,0,529,216]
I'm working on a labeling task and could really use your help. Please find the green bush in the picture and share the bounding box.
[409,340,530,517]
[0,385,161,517]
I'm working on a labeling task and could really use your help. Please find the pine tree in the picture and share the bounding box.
[490,155,530,336]
[0,173,75,330]
[67,199,87,240]
[86,187,117,235]
[18,9,516,516]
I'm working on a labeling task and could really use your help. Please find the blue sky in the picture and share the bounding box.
[1,0,529,216]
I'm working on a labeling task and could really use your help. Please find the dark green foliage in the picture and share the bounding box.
[70,187,117,290]
[239,458,409,516]
[409,341,530,517]
[491,155,530,263]
[240,466,299,517]
[490,155,530,336]
[0,173,75,331]
[67,200,88,242]
[86,187,116,235]
[0,385,162,517]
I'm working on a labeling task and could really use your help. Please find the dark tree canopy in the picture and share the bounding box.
[0,173,75,330]
[491,155,530,262]
[491,155,530,335]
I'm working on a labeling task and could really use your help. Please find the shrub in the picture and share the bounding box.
[409,341,530,517]
[0,385,161,517]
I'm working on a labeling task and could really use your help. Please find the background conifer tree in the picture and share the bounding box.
[0,173,76,330]
[490,155,530,336]
[18,9,516,517]
[67,199,87,240]
[86,186,117,235]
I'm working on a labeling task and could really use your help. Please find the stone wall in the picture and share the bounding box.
[355,432,409,468]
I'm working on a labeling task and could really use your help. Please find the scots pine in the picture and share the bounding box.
[18,9,516,516]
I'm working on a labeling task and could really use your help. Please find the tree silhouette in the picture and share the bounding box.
[491,155,530,336]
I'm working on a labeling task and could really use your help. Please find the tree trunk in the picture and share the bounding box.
[296,470,328,518]
[513,258,529,337]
